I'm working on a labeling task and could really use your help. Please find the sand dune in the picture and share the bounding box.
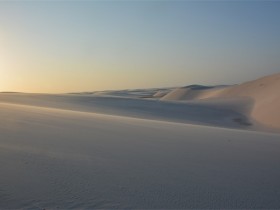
[0,93,252,129]
[161,85,229,101]
[91,88,172,99]
[1,102,280,209]
[153,89,173,98]
[162,73,280,129]
[217,73,280,129]
[1,73,280,208]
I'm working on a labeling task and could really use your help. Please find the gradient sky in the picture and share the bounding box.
[1,1,280,93]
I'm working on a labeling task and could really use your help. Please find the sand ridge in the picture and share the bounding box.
[161,73,280,129]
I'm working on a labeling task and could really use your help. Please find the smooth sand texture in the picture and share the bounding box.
[1,102,280,209]
[0,93,252,129]
[162,73,280,129]
[219,73,280,129]
[161,85,229,101]
[1,73,280,209]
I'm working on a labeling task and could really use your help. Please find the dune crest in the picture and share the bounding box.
[161,85,228,101]
[162,73,280,129]
[219,73,280,128]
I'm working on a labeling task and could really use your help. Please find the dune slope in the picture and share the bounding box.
[0,102,280,209]
[219,73,280,128]
[0,93,252,129]
[161,85,229,101]
[162,73,280,129]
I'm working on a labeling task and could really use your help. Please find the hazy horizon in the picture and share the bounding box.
[1,1,280,93]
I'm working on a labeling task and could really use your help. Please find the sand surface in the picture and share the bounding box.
[1,102,280,209]
[1,73,280,209]
[0,93,252,130]
[162,73,280,129]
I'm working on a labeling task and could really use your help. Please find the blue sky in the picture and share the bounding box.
[0,1,280,92]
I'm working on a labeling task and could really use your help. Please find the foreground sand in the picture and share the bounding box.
[1,73,280,208]
[1,97,280,208]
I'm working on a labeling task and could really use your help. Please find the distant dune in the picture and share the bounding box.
[1,73,280,209]
[161,73,280,129]
[161,85,227,101]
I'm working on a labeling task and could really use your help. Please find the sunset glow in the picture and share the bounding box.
[0,1,280,93]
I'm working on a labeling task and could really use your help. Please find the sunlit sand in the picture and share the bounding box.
[1,73,280,208]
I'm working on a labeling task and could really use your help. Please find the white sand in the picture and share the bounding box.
[162,73,280,129]
[1,72,280,208]
[0,93,252,129]
[218,73,280,129]
[1,102,280,209]
[161,85,229,101]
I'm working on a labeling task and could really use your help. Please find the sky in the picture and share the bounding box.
[0,1,280,93]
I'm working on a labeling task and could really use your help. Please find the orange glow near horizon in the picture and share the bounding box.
[1,2,280,93]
